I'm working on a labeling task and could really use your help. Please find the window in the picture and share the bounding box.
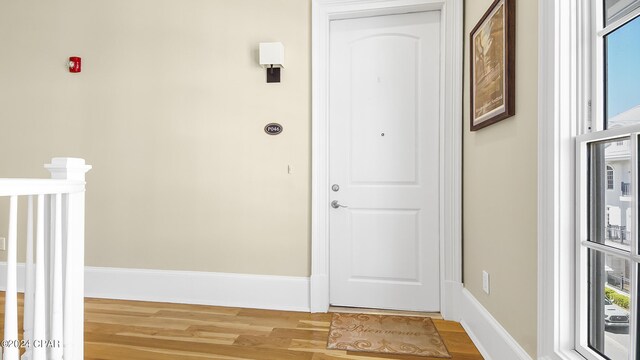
[576,3,640,360]
[605,0,640,26]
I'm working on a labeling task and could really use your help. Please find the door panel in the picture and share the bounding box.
[350,209,420,281]
[350,35,419,184]
[329,11,441,312]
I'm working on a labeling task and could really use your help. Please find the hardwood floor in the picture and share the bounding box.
[0,294,483,359]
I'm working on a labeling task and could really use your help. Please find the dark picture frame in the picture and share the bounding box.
[470,0,516,131]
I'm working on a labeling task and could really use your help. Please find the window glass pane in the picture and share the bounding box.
[606,15,640,128]
[605,0,640,26]
[588,250,631,359]
[589,138,632,252]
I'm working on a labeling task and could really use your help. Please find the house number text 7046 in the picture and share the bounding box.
[264,123,283,135]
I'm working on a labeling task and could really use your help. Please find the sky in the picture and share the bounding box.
[607,15,640,119]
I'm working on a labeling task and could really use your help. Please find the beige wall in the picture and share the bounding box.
[0,0,311,276]
[463,0,538,357]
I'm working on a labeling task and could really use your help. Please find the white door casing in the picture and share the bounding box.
[311,0,463,318]
[328,11,441,312]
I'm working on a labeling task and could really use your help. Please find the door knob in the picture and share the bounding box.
[331,200,348,209]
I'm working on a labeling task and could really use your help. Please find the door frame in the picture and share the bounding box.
[310,0,463,319]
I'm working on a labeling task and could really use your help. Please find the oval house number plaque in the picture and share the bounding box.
[264,123,283,135]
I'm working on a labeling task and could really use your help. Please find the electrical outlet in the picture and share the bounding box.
[482,271,490,294]
[0,237,5,251]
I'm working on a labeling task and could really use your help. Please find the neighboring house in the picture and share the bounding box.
[609,104,640,129]
[605,140,632,292]
[604,106,640,292]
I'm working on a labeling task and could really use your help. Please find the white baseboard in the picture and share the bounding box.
[84,266,310,311]
[0,263,26,292]
[459,288,532,360]
[0,263,310,312]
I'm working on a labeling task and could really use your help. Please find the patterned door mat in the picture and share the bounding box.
[327,313,451,358]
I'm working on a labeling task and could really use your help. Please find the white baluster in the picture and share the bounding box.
[4,196,19,360]
[32,195,46,360]
[49,194,63,360]
[22,196,35,360]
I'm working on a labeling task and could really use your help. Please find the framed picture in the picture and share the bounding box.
[470,0,515,131]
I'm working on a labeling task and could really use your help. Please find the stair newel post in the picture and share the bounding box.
[45,158,91,360]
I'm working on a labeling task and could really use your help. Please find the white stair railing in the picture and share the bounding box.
[0,158,91,360]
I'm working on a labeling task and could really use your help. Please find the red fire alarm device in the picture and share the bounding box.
[69,57,81,73]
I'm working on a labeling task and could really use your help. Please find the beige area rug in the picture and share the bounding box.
[327,313,451,358]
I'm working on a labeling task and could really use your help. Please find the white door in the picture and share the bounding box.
[329,11,441,312]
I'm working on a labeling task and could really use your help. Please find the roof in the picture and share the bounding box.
[609,104,640,128]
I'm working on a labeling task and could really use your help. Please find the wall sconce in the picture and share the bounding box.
[259,42,284,83]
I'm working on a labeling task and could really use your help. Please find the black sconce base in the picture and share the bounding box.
[266,67,281,83]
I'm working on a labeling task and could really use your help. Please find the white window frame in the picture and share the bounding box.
[538,2,588,359]
[539,0,640,359]
[576,128,639,360]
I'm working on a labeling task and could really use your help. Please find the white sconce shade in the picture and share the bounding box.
[259,42,285,68]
